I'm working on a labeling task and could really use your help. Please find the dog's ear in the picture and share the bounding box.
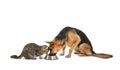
[45,41,54,44]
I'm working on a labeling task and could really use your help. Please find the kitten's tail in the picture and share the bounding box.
[10,54,22,59]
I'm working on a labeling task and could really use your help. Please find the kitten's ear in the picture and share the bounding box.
[45,41,54,44]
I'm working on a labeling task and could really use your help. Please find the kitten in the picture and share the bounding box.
[10,43,49,59]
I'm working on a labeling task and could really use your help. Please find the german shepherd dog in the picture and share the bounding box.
[46,26,113,58]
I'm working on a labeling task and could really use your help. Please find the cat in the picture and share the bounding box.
[10,43,49,59]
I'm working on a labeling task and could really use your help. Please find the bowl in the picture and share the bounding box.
[44,55,58,60]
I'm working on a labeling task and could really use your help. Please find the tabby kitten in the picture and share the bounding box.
[11,43,49,59]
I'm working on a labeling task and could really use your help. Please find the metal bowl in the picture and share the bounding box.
[44,55,58,60]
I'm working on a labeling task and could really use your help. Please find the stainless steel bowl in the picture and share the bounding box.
[44,55,58,60]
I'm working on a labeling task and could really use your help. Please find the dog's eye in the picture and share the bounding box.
[48,45,54,50]
[48,47,53,50]
[51,46,54,48]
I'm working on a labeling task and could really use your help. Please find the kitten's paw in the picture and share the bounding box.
[39,57,43,59]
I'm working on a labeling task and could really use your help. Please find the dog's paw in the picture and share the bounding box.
[60,53,64,56]
[65,55,71,58]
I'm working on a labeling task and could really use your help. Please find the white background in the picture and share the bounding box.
[0,0,120,70]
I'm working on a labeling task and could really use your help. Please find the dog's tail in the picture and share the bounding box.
[92,53,113,59]
[10,54,22,59]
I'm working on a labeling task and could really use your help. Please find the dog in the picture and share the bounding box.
[46,26,113,58]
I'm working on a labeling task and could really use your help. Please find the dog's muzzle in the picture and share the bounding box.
[49,53,57,56]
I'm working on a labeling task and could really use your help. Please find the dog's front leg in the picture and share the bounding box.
[65,42,79,58]
[60,46,66,56]
[65,46,75,58]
